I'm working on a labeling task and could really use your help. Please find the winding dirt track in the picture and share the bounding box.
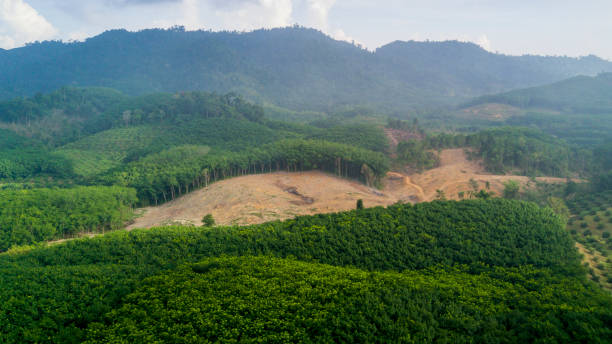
[128,149,569,228]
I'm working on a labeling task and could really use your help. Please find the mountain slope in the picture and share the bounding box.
[1,27,611,111]
[466,72,612,113]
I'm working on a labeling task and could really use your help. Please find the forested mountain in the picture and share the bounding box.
[1,26,611,111]
[466,72,612,113]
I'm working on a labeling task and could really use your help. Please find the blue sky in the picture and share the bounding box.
[1,0,610,59]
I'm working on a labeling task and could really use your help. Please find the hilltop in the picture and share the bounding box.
[1,27,611,111]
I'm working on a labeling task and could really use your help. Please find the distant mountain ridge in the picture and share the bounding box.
[465,72,612,113]
[1,26,611,111]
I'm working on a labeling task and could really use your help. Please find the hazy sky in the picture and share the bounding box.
[1,0,610,59]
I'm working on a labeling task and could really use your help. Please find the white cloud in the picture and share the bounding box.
[181,0,200,30]
[305,0,335,29]
[0,0,57,48]
[477,34,491,51]
[208,0,293,30]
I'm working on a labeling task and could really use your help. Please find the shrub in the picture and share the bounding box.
[201,214,215,227]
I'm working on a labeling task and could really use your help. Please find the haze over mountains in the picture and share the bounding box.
[467,72,612,113]
[1,26,611,112]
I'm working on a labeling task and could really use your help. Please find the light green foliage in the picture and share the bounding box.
[503,180,520,199]
[0,186,137,250]
[547,197,571,224]
[0,129,74,180]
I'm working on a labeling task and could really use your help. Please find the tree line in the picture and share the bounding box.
[102,139,389,206]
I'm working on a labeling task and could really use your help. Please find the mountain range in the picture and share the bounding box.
[1,26,611,112]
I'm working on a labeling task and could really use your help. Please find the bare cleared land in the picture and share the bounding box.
[129,149,568,228]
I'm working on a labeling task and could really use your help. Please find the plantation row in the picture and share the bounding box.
[1,200,602,343]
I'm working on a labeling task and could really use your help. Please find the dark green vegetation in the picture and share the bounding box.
[0,200,612,343]
[2,27,611,111]
[0,186,137,251]
[87,256,609,344]
[2,200,611,343]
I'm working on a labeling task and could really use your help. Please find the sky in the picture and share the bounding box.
[0,0,610,59]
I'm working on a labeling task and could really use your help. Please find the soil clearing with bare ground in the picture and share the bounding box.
[129,149,569,228]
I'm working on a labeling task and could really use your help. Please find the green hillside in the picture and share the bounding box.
[1,200,610,343]
[467,73,612,113]
[458,74,612,146]
[88,256,610,344]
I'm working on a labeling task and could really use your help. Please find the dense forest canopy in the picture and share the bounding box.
[1,200,610,343]
[87,256,612,343]
[1,27,611,111]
